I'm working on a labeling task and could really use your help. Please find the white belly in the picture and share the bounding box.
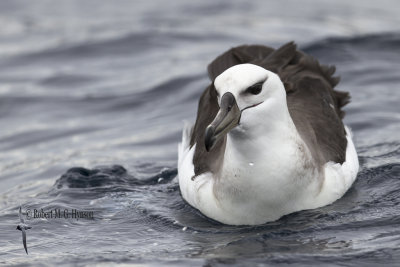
[178,124,359,225]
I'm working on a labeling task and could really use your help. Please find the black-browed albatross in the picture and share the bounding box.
[178,42,359,225]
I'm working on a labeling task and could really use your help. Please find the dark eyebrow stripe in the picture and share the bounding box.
[241,79,266,95]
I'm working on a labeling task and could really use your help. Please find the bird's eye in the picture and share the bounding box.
[245,82,263,95]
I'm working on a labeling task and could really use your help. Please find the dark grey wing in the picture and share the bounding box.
[257,41,298,73]
[269,44,349,165]
[22,228,28,254]
[19,206,24,224]
[285,74,348,165]
[190,85,225,176]
[207,45,275,81]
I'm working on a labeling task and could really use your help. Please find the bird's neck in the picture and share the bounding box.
[224,97,299,165]
[222,107,300,172]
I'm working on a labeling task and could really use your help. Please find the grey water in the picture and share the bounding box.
[0,0,400,266]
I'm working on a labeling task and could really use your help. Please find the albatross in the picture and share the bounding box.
[178,42,359,225]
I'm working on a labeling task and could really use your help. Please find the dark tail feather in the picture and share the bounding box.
[232,48,253,63]
[334,90,350,118]
[260,41,297,72]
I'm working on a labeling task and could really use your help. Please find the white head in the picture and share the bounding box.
[204,63,289,151]
[215,64,285,107]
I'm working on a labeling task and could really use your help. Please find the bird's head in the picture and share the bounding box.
[205,63,287,151]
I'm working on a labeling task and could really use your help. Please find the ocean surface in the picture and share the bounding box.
[1,0,400,266]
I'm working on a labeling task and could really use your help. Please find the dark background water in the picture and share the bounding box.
[0,0,400,266]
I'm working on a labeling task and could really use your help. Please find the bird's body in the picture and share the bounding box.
[178,42,359,225]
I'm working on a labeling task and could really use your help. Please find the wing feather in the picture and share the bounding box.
[192,42,350,175]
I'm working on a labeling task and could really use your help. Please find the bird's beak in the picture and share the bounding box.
[205,92,241,151]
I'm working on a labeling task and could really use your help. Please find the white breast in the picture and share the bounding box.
[178,122,359,225]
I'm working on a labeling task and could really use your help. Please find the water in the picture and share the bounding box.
[1,0,400,266]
